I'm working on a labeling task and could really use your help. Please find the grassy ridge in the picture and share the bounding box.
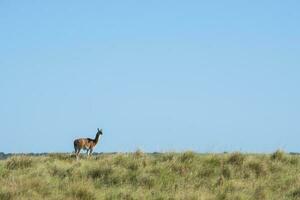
[0,150,300,200]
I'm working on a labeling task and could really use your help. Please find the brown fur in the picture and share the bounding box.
[74,128,103,159]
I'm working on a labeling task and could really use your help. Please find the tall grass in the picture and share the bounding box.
[5,156,33,170]
[0,151,299,199]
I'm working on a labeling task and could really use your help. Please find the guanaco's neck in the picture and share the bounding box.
[94,133,101,144]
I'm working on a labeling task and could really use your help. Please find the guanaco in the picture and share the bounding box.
[73,128,103,160]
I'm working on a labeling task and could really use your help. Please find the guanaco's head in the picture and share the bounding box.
[97,128,103,136]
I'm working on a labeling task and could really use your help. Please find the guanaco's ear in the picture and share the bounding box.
[97,128,100,131]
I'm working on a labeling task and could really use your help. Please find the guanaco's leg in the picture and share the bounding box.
[76,148,81,161]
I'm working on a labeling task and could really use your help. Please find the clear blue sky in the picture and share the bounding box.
[0,1,299,153]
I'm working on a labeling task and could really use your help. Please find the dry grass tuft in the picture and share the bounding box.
[0,190,14,200]
[67,182,96,200]
[247,160,268,177]
[227,152,245,166]
[5,156,33,170]
[254,186,268,200]
[271,150,286,161]
[180,151,196,163]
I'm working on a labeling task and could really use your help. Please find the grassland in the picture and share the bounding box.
[1,150,300,200]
